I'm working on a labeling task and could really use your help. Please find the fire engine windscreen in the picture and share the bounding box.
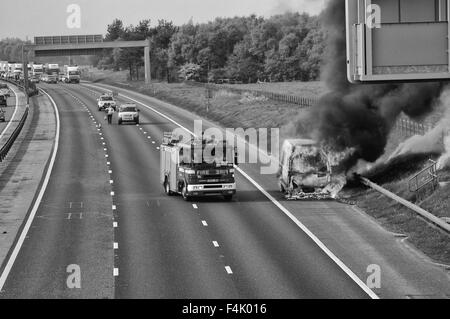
[179,140,235,165]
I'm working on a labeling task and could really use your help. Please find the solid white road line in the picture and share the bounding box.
[0,88,60,292]
[84,83,379,299]
[0,85,20,142]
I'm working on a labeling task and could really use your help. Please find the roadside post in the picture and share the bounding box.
[21,44,30,105]
[205,87,213,112]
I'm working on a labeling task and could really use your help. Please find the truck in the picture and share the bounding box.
[31,64,44,82]
[160,132,238,201]
[0,61,8,77]
[63,65,80,83]
[45,63,59,77]
[278,139,345,200]
[12,63,23,80]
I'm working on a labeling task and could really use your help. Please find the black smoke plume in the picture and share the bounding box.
[309,0,444,165]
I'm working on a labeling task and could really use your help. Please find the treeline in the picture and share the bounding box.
[96,12,325,83]
[0,38,33,62]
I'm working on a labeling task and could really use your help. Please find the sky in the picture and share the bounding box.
[0,0,327,40]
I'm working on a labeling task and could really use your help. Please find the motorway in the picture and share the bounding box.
[0,82,375,299]
[0,81,449,299]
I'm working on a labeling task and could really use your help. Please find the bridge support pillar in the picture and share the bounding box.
[144,39,151,84]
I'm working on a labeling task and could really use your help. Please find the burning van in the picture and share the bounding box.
[278,139,344,200]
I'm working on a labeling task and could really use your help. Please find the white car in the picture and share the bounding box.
[117,104,140,125]
[97,95,117,111]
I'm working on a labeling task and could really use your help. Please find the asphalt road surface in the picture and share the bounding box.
[0,82,376,299]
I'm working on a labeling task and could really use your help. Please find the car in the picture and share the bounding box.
[97,94,117,111]
[0,83,10,98]
[30,77,40,84]
[0,107,5,122]
[117,104,140,125]
[0,95,7,108]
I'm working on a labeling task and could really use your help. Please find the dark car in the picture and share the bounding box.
[0,95,7,107]
[0,107,5,122]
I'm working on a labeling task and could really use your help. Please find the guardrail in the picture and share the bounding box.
[0,79,33,162]
[0,106,29,162]
[360,176,450,233]
[408,159,439,201]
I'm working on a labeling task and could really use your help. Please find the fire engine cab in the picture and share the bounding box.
[160,132,238,201]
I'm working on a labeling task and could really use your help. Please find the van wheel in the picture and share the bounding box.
[164,180,173,196]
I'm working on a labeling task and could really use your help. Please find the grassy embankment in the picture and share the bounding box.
[85,68,450,264]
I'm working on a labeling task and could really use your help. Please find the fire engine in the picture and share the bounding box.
[160,132,238,201]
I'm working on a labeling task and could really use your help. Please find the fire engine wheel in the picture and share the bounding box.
[182,186,191,201]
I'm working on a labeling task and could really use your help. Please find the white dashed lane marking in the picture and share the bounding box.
[213,241,219,248]
[202,220,208,227]
[225,266,233,275]
[113,268,119,277]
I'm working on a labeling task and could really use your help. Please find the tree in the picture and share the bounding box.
[178,63,201,81]
[105,19,125,41]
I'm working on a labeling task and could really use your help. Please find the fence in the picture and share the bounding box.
[185,81,318,108]
[395,118,433,138]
